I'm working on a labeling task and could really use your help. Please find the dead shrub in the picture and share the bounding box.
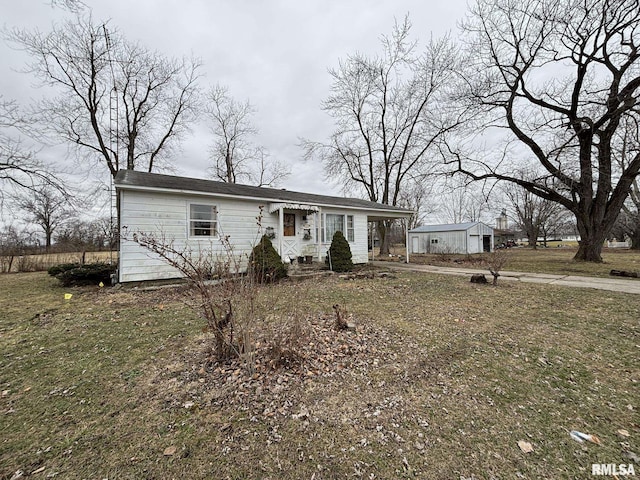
[129,229,256,362]
[264,315,309,369]
[125,207,289,366]
[487,249,510,285]
[333,304,348,330]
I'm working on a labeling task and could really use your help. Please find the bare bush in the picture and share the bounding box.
[487,249,510,286]
[333,304,348,330]
[129,230,254,361]
[433,243,457,261]
[264,314,308,369]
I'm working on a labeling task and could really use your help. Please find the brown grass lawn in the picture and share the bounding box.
[1,271,638,479]
[389,246,640,279]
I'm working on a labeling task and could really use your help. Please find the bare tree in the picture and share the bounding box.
[451,0,640,262]
[397,179,433,230]
[502,180,568,248]
[50,0,87,12]
[55,215,116,251]
[487,248,509,286]
[14,185,74,250]
[0,97,64,199]
[205,84,289,186]
[0,224,38,273]
[619,200,640,249]
[303,16,463,254]
[7,15,201,180]
[614,117,640,248]
[437,176,489,224]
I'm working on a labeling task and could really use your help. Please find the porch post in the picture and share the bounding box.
[316,208,322,261]
[369,221,374,262]
[278,207,284,260]
[405,217,410,264]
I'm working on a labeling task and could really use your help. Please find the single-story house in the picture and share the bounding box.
[408,221,494,255]
[115,170,413,283]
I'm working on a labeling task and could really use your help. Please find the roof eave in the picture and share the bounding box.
[116,183,414,217]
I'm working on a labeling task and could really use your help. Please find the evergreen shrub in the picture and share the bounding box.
[326,231,354,272]
[55,262,116,287]
[249,235,287,283]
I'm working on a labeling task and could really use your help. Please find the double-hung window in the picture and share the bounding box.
[323,213,355,242]
[189,204,217,237]
[346,215,354,242]
[325,214,344,243]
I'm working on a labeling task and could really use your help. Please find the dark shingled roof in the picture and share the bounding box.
[115,170,412,214]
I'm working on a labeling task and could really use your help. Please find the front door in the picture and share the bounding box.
[281,212,300,260]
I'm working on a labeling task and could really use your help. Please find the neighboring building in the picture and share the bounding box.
[408,221,494,254]
[115,170,413,282]
[493,210,516,247]
[495,210,509,230]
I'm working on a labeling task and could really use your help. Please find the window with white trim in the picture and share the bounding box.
[322,213,355,243]
[189,204,217,237]
[346,215,354,242]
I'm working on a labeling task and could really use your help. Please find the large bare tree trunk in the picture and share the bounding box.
[377,221,390,256]
[630,228,640,250]
[574,218,607,262]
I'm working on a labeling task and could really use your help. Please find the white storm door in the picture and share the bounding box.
[281,212,299,259]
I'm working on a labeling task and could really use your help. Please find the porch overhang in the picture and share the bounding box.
[268,202,320,214]
[365,211,414,264]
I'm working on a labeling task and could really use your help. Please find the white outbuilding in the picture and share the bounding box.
[408,222,494,255]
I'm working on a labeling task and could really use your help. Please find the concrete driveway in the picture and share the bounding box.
[372,261,640,295]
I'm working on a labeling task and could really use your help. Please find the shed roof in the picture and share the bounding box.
[409,221,493,233]
[115,170,413,217]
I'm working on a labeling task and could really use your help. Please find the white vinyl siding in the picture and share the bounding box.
[119,191,280,282]
[118,189,384,282]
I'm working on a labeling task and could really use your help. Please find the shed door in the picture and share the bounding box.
[411,236,419,254]
[483,235,491,252]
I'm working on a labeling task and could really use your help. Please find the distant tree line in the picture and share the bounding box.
[0,216,115,255]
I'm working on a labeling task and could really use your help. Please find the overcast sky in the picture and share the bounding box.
[1,0,471,202]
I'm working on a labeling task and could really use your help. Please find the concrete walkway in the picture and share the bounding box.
[372,261,640,295]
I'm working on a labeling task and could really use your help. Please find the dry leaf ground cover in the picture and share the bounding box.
[1,271,638,479]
